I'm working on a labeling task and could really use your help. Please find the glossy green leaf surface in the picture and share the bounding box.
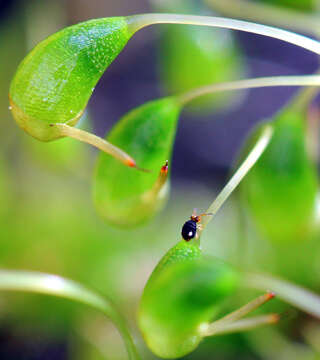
[139,241,238,358]
[147,240,202,283]
[156,0,245,111]
[9,17,132,141]
[239,108,318,243]
[93,97,181,227]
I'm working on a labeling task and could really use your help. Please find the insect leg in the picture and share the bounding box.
[196,223,203,232]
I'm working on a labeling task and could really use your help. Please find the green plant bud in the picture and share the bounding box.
[93,97,181,227]
[255,0,314,12]
[9,17,132,141]
[155,0,245,112]
[139,241,238,358]
[239,107,318,243]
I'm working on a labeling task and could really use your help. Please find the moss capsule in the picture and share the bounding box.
[239,101,318,243]
[140,259,238,358]
[10,17,132,141]
[93,97,181,227]
[139,241,237,358]
[138,240,278,359]
[9,17,144,169]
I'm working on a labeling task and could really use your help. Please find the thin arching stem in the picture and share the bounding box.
[244,272,320,319]
[205,0,320,36]
[198,125,273,234]
[0,270,140,360]
[127,13,320,56]
[177,75,320,106]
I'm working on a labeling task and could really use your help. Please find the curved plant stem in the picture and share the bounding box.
[0,269,140,360]
[127,13,320,56]
[205,0,320,36]
[177,75,320,106]
[53,123,147,171]
[244,272,320,319]
[201,292,276,336]
[203,314,279,336]
[198,125,273,234]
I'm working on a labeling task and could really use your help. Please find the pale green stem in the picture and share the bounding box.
[127,13,320,56]
[198,125,273,233]
[54,123,137,168]
[200,292,275,336]
[204,0,320,36]
[0,270,140,360]
[244,272,320,319]
[52,123,149,172]
[178,75,320,106]
[202,314,278,337]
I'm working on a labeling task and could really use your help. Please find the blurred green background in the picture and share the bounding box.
[1,0,320,359]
